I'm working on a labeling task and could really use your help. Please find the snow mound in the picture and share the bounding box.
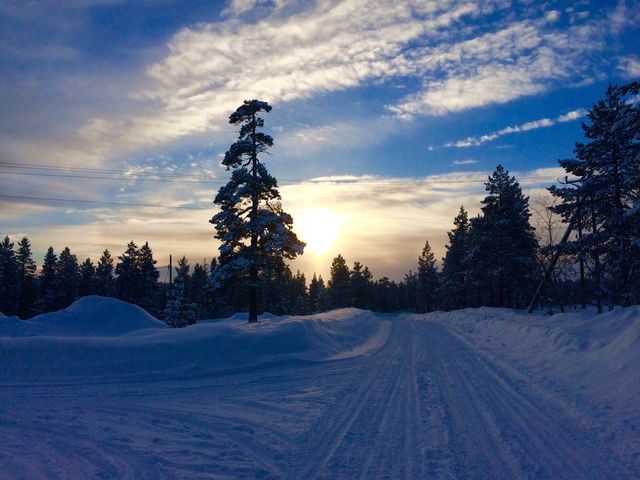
[430,306,640,412]
[0,296,165,337]
[0,308,387,383]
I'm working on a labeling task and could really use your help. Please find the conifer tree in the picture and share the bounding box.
[417,240,439,312]
[290,271,308,315]
[95,249,115,297]
[164,256,196,327]
[350,262,373,310]
[467,165,538,308]
[115,241,141,304]
[308,273,329,313]
[57,247,80,308]
[401,270,419,312]
[39,246,59,312]
[16,237,37,318]
[328,254,350,308]
[0,236,19,315]
[210,100,304,323]
[373,277,399,312]
[189,262,208,317]
[138,242,159,312]
[550,83,639,307]
[441,206,470,310]
[79,258,96,297]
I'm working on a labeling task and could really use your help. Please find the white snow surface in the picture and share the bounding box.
[1,299,639,479]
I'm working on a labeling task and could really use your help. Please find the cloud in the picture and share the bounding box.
[388,18,603,118]
[452,159,477,165]
[444,108,587,148]
[545,10,561,23]
[73,0,612,157]
[608,0,640,35]
[617,56,640,79]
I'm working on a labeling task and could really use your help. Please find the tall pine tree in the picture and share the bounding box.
[210,100,304,322]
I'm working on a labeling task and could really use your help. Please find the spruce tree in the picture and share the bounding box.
[57,247,80,308]
[401,270,419,312]
[115,241,141,304]
[164,256,196,327]
[39,246,59,312]
[290,271,308,315]
[95,249,115,297]
[210,100,304,323]
[0,236,19,315]
[16,237,37,318]
[417,240,439,312]
[374,277,399,312]
[308,273,328,313]
[467,165,538,308]
[138,242,159,312]
[189,262,208,317]
[79,258,96,297]
[328,254,351,308]
[350,262,373,310]
[441,206,470,310]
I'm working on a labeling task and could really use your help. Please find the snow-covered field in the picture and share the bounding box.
[1,297,639,479]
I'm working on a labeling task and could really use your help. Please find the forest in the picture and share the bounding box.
[1,82,638,325]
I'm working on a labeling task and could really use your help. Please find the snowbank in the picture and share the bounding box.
[0,296,165,337]
[428,306,640,412]
[0,303,386,383]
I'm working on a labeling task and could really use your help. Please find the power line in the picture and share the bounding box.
[0,193,210,210]
[0,170,227,185]
[0,161,210,179]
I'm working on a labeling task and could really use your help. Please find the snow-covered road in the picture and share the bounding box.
[2,310,637,479]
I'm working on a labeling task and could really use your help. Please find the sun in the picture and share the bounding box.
[295,208,341,255]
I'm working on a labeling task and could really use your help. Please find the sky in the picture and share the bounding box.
[1,0,639,282]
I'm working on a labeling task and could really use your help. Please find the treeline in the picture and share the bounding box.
[1,82,637,322]
[0,239,167,319]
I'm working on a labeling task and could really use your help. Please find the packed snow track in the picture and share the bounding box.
[1,304,638,479]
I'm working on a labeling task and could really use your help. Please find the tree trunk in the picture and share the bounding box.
[590,201,603,314]
[249,113,259,323]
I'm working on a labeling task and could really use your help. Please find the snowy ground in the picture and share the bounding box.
[1,297,639,479]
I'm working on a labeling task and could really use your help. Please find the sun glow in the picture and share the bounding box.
[295,208,341,255]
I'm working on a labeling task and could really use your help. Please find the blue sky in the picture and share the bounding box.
[1,0,639,280]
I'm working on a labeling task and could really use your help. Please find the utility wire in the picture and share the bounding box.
[0,170,227,185]
[0,193,209,210]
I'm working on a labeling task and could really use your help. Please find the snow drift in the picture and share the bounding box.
[430,306,640,416]
[0,296,165,337]
[0,297,387,383]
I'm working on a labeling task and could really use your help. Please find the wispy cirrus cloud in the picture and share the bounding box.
[443,108,587,148]
[617,56,640,79]
[73,0,613,159]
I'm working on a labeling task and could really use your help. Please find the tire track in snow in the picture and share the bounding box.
[287,320,452,480]
[421,320,626,479]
